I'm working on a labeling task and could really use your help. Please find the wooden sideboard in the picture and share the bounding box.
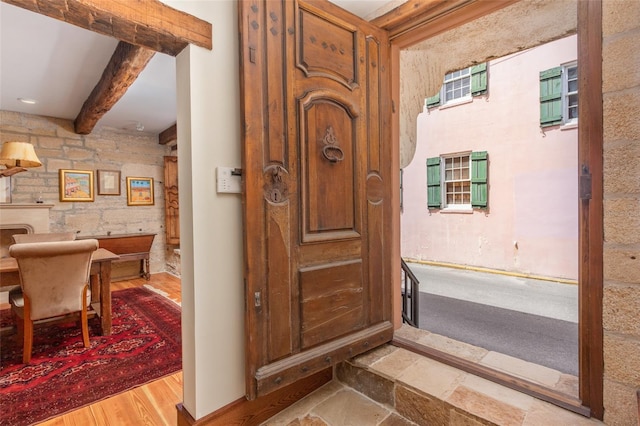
[79,233,155,280]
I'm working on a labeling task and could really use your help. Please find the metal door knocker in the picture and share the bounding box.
[321,126,344,163]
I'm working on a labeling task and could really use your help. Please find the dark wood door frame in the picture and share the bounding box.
[386,0,604,419]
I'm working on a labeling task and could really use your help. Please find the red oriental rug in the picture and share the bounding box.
[0,286,182,426]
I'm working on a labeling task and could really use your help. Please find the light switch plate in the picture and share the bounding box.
[216,167,241,193]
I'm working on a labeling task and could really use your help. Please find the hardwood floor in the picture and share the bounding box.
[37,272,183,426]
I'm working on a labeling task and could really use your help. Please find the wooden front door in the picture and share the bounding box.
[240,0,392,399]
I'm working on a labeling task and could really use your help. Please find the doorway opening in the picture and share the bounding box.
[389,0,603,417]
[401,34,579,388]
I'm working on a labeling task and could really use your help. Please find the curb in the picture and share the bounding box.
[403,258,578,286]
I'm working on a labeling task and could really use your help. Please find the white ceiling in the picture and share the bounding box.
[0,1,396,135]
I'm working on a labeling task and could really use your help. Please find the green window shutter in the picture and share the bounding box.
[426,157,441,209]
[470,63,487,96]
[425,92,440,108]
[471,151,488,208]
[539,66,563,126]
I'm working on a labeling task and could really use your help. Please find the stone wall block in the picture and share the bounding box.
[36,148,68,160]
[395,384,450,426]
[604,248,640,284]
[63,138,85,147]
[55,122,84,140]
[603,0,640,37]
[64,212,102,234]
[0,110,24,126]
[604,141,640,194]
[336,362,395,407]
[85,138,118,151]
[22,115,59,131]
[603,333,640,386]
[603,283,640,335]
[603,31,640,93]
[63,147,95,161]
[603,90,640,141]
[603,198,640,244]
[0,126,39,138]
[45,158,73,173]
[36,136,65,149]
[603,379,638,426]
[104,150,164,165]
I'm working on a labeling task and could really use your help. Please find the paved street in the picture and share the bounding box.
[407,262,579,375]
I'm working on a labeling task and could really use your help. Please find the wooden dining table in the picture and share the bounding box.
[0,248,120,335]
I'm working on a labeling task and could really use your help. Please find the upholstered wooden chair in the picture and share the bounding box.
[9,239,99,363]
[12,232,76,244]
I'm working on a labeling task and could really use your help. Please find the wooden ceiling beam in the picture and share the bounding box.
[371,0,516,43]
[2,0,212,56]
[159,123,177,145]
[74,41,155,135]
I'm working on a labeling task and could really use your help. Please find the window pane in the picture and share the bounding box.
[568,80,578,93]
[443,154,471,206]
[567,66,577,79]
[568,94,578,107]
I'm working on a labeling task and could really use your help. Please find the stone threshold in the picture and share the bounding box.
[337,325,603,425]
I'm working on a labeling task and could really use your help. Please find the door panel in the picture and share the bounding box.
[299,260,364,348]
[300,95,358,241]
[240,0,392,399]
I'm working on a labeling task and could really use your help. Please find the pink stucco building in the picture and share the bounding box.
[401,35,578,280]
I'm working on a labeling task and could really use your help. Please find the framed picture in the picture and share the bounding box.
[97,170,121,195]
[126,177,154,206]
[59,169,94,202]
[0,176,11,203]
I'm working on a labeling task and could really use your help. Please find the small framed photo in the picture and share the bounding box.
[0,176,11,203]
[126,177,154,206]
[59,169,94,202]
[97,170,121,195]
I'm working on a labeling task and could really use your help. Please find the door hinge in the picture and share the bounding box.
[580,165,592,200]
[254,291,261,308]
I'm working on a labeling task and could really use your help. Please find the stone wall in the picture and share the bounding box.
[601,1,640,424]
[0,110,175,277]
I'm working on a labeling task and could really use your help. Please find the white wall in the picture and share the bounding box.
[402,36,578,280]
[168,0,245,419]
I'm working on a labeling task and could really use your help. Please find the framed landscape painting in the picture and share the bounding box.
[59,169,94,202]
[126,177,154,206]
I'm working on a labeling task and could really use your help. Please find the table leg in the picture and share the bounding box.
[99,261,112,335]
[144,258,151,280]
[90,274,99,304]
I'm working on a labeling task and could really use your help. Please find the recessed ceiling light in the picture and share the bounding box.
[18,98,38,105]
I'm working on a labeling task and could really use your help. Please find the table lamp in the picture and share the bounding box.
[0,141,42,177]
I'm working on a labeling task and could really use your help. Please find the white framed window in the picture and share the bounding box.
[443,154,471,207]
[443,68,471,104]
[563,63,578,124]
[425,63,488,109]
[539,62,578,127]
[427,151,488,210]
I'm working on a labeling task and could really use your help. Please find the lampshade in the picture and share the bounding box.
[0,141,42,168]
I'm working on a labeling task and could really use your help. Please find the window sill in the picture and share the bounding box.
[440,208,474,214]
[560,122,578,131]
[438,96,473,110]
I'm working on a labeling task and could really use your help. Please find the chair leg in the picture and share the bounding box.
[81,285,90,348]
[22,296,33,364]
